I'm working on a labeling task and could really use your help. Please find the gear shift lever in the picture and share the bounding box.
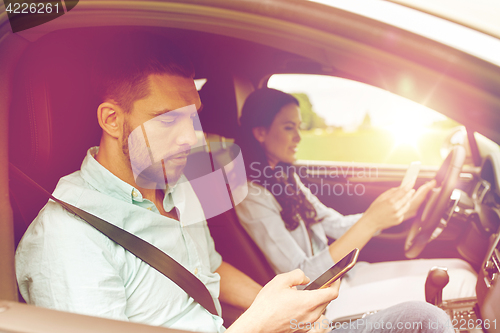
[425,266,449,306]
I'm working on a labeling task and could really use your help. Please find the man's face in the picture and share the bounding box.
[122,74,202,188]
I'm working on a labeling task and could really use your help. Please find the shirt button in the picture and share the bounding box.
[132,190,139,198]
[194,268,198,275]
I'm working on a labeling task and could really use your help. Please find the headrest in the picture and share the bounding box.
[8,29,241,232]
[9,31,103,191]
[198,74,239,139]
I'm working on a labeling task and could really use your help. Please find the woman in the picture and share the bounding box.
[234,88,477,319]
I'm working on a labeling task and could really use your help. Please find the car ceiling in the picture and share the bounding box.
[386,0,500,40]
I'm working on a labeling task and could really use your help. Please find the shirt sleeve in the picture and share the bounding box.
[235,181,335,281]
[295,175,363,240]
[15,201,129,321]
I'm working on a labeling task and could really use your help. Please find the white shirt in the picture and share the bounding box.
[16,147,225,332]
[235,174,362,281]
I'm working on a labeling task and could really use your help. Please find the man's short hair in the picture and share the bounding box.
[91,31,195,113]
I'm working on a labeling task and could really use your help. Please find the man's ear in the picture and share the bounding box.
[252,126,267,144]
[97,101,123,139]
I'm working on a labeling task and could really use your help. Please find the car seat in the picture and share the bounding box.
[9,30,102,247]
[196,79,276,286]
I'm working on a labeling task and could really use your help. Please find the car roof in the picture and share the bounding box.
[311,0,500,67]
[387,0,500,39]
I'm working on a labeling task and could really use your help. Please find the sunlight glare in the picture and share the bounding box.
[385,124,427,149]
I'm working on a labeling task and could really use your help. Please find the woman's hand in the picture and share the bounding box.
[361,184,416,232]
[404,180,436,220]
[327,181,435,262]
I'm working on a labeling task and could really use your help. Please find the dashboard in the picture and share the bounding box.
[475,228,500,333]
[464,152,500,333]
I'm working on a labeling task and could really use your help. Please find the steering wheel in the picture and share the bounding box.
[404,145,466,258]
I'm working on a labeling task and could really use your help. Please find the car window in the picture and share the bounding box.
[268,74,471,166]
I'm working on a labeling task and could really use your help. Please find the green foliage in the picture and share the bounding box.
[296,128,448,165]
[430,118,461,129]
[292,93,326,130]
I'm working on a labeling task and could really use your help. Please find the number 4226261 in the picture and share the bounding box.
[6,2,60,14]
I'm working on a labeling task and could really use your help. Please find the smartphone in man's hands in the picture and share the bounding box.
[304,248,359,290]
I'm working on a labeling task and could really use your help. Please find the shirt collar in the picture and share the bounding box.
[80,147,199,225]
[80,147,136,203]
[80,147,181,205]
[161,166,180,210]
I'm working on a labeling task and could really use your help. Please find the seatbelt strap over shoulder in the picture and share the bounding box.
[10,163,219,316]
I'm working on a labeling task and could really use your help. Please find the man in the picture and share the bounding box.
[15,32,452,333]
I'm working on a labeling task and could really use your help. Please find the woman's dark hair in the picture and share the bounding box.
[238,88,299,176]
[237,88,318,231]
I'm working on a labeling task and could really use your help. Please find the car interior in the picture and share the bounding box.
[7,26,295,326]
[2,1,500,331]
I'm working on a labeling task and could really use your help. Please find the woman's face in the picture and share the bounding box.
[255,103,302,168]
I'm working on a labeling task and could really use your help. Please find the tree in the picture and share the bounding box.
[359,111,372,130]
[291,93,326,130]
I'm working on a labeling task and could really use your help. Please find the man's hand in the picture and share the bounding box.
[306,315,330,333]
[216,262,262,310]
[227,269,339,333]
[361,184,415,232]
[404,180,436,220]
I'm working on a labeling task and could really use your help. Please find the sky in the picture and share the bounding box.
[268,74,447,131]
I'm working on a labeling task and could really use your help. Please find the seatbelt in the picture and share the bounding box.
[10,163,219,316]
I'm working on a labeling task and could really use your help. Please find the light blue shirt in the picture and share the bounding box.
[16,147,225,332]
[235,174,362,282]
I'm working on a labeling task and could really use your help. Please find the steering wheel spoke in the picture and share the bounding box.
[404,146,466,258]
